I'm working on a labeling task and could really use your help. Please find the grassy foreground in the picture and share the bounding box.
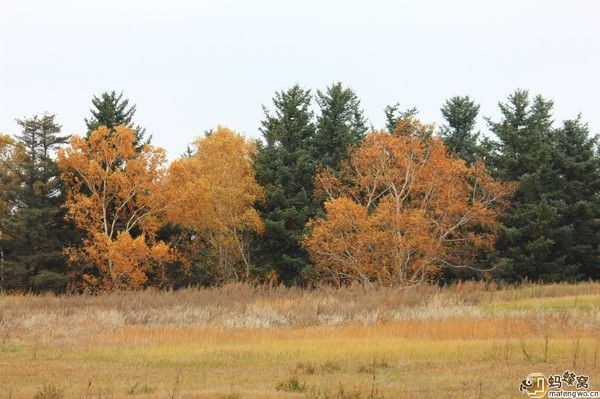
[1,282,599,398]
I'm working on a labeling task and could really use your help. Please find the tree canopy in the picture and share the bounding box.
[1,84,599,291]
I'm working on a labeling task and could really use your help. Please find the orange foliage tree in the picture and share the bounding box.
[165,126,264,283]
[303,129,513,287]
[58,125,179,291]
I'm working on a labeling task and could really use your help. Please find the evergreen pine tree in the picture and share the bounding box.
[384,103,418,133]
[313,82,368,171]
[253,85,316,283]
[85,91,149,147]
[489,90,571,281]
[549,117,600,279]
[0,114,70,292]
[440,96,481,164]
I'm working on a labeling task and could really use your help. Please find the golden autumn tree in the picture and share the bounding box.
[58,125,179,291]
[164,126,264,283]
[0,135,15,219]
[0,135,17,289]
[303,129,513,287]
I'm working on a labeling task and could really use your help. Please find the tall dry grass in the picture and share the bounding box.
[0,281,599,398]
[1,281,599,341]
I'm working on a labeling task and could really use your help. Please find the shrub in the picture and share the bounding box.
[275,376,306,392]
[33,384,64,399]
[30,271,68,293]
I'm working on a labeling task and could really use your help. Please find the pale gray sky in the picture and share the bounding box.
[1,0,599,158]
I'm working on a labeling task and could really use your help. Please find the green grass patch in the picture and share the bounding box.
[480,293,600,312]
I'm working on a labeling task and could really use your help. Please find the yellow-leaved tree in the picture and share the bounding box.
[303,126,514,287]
[165,126,264,283]
[0,135,15,220]
[58,125,179,291]
[0,135,17,291]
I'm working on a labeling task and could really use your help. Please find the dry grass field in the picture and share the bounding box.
[1,282,599,398]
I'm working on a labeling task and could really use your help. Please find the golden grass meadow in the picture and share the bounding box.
[1,282,599,398]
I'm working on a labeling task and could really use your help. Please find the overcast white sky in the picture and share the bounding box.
[1,0,599,158]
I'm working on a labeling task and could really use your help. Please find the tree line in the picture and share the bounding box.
[0,85,598,292]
